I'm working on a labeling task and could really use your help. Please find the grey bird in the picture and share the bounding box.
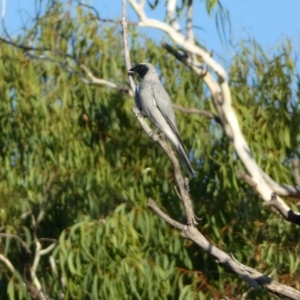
[129,62,195,176]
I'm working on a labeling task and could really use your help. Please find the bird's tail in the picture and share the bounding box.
[164,129,195,176]
[175,142,195,176]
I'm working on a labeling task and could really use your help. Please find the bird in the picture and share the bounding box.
[129,62,195,176]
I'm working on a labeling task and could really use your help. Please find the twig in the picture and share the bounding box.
[0,233,31,254]
[148,198,185,230]
[30,240,56,300]
[121,0,135,91]
[30,241,46,300]
[78,2,137,25]
[172,103,221,124]
[0,253,15,273]
[237,171,258,188]
[1,37,128,94]
[80,64,130,94]
[0,37,74,58]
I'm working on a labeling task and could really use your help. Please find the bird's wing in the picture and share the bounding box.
[149,82,195,176]
[150,82,182,140]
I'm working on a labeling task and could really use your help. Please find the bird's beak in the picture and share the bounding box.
[128,66,137,73]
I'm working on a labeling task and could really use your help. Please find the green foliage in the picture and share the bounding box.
[54,205,196,299]
[0,1,299,299]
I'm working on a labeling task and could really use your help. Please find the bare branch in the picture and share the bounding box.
[237,171,257,188]
[80,64,131,94]
[0,37,74,58]
[148,198,185,230]
[263,193,300,226]
[0,253,15,273]
[30,239,56,300]
[259,170,300,199]
[128,0,226,79]
[148,198,300,299]
[162,43,232,136]
[121,0,135,93]
[132,107,197,225]
[172,103,221,124]
[167,0,181,32]
[25,174,58,299]
[1,36,129,95]
[129,0,299,222]
[292,158,300,187]
[122,1,197,225]
[39,242,56,256]
[1,0,11,39]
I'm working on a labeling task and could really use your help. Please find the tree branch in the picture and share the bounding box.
[263,193,300,226]
[122,0,197,225]
[0,253,15,273]
[0,36,129,95]
[292,158,300,187]
[128,0,299,222]
[259,170,300,199]
[80,64,131,94]
[148,198,300,299]
[167,0,181,33]
[132,107,197,225]
[128,1,300,297]
[172,103,221,124]
[128,0,227,79]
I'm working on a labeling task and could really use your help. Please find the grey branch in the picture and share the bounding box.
[292,158,300,187]
[0,254,15,273]
[263,192,300,226]
[80,64,131,94]
[122,0,197,226]
[237,171,258,188]
[259,170,300,199]
[129,1,300,297]
[148,198,300,300]
[172,103,221,124]
[148,198,185,230]
[129,0,298,223]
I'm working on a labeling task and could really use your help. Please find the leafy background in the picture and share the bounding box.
[0,2,300,299]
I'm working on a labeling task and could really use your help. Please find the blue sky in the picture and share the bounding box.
[2,0,300,67]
